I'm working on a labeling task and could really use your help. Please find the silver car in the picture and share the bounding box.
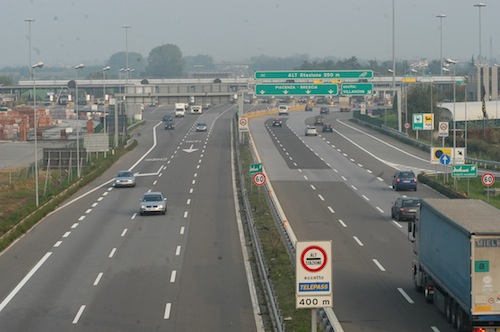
[114,170,136,187]
[196,122,207,132]
[305,125,318,136]
[139,192,167,215]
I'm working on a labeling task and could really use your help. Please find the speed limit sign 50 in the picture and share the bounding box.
[482,173,495,187]
[252,172,266,186]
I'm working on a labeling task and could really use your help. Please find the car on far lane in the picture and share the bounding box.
[114,170,136,188]
[391,197,420,221]
[162,114,173,122]
[320,106,330,114]
[196,122,207,132]
[392,170,418,191]
[278,105,289,115]
[305,105,313,112]
[164,120,175,130]
[272,118,283,127]
[139,192,167,215]
[305,125,318,136]
[314,115,325,126]
[322,123,333,132]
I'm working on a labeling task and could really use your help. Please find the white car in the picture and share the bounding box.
[278,105,289,115]
[305,125,318,136]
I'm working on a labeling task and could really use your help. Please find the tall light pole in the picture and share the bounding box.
[445,58,458,165]
[102,66,111,134]
[436,14,446,75]
[25,18,35,80]
[122,25,131,81]
[32,61,43,207]
[75,64,84,178]
[474,3,486,64]
[391,0,396,102]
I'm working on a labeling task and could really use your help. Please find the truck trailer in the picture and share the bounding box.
[408,198,500,331]
[338,96,351,112]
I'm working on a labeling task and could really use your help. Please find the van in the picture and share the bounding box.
[278,105,289,115]
[190,105,202,114]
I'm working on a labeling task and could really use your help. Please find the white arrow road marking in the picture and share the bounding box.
[182,144,199,153]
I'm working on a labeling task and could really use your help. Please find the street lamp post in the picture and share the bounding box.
[102,66,111,134]
[444,58,458,165]
[436,14,446,75]
[474,3,486,64]
[75,64,84,178]
[32,61,43,207]
[122,25,131,81]
[24,18,35,80]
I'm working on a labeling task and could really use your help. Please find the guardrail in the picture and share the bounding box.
[244,126,340,332]
[352,114,500,171]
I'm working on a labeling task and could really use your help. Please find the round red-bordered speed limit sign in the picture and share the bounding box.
[482,173,495,187]
[252,172,266,186]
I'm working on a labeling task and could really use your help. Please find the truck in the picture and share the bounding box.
[408,198,500,331]
[174,103,188,117]
[339,96,351,112]
[190,105,202,114]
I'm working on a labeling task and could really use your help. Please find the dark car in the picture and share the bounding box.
[196,122,207,132]
[314,115,325,126]
[320,106,330,114]
[392,170,418,191]
[322,123,333,132]
[164,120,175,130]
[272,118,283,127]
[305,105,313,112]
[162,114,173,121]
[391,197,420,221]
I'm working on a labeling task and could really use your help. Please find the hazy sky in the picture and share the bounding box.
[1,0,498,68]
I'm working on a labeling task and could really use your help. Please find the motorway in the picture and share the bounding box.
[0,105,262,331]
[249,106,456,331]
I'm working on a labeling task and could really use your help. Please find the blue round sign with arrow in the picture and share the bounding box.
[439,154,451,165]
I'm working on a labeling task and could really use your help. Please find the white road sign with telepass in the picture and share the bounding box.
[296,241,333,308]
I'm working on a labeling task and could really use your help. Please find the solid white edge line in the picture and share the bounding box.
[72,305,86,324]
[230,120,265,331]
[397,287,415,304]
[164,303,172,319]
[0,252,52,312]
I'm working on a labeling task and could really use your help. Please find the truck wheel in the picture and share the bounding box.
[414,272,423,292]
[455,308,463,331]
[451,302,458,328]
[446,298,453,323]
[424,281,433,303]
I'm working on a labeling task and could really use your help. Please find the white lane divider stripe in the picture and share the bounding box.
[72,305,86,324]
[93,273,103,286]
[397,288,414,304]
[353,236,364,246]
[372,259,386,271]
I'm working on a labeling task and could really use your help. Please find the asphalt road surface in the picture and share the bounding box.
[250,106,455,332]
[0,104,262,331]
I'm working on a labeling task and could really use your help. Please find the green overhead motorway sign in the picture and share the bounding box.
[255,84,338,96]
[254,70,374,80]
[341,83,373,96]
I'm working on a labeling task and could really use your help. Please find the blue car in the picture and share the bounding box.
[392,170,417,191]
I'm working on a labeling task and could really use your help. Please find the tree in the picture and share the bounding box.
[146,44,185,78]
[0,75,13,85]
[184,54,215,72]
[107,52,146,78]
